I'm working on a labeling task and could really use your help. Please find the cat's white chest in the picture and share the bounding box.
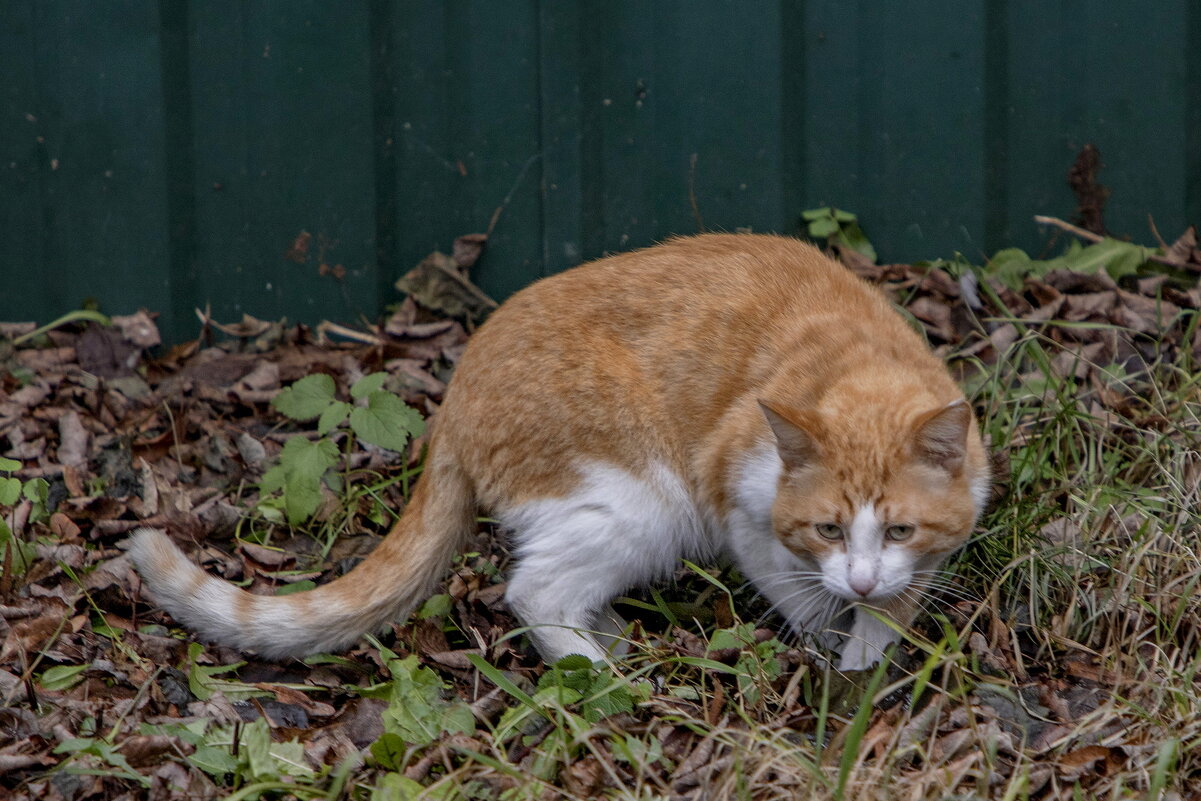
[730,442,784,529]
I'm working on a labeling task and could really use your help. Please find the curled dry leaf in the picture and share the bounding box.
[1057,744,1124,780]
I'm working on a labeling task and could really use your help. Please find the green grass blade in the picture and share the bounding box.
[835,657,890,801]
[465,653,547,719]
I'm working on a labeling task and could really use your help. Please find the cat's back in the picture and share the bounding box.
[439,235,932,503]
[477,233,891,346]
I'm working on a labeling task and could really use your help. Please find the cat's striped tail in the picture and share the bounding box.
[128,450,475,660]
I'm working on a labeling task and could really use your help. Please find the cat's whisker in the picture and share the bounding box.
[758,593,820,628]
[909,570,971,585]
[767,583,832,610]
[757,584,838,633]
[902,586,938,610]
[909,578,979,603]
[908,580,972,600]
[753,569,827,580]
[751,574,827,603]
[909,583,969,598]
[750,571,827,590]
[904,583,947,602]
[908,573,980,596]
[755,573,826,589]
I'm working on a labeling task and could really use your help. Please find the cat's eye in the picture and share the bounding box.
[815,523,843,540]
[886,524,915,542]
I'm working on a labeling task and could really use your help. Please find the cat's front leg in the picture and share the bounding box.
[730,522,835,640]
[836,595,918,671]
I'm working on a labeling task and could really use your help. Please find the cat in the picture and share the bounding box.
[130,233,989,671]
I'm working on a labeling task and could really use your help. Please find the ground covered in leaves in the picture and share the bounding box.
[2,225,1200,800]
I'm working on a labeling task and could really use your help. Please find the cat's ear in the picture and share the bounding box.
[758,400,820,469]
[913,399,971,474]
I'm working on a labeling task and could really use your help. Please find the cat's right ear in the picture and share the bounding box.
[758,400,820,469]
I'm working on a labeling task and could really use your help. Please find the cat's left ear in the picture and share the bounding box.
[758,400,820,469]
[913,399,971,474]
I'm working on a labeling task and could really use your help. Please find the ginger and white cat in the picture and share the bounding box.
[131,234,989,671]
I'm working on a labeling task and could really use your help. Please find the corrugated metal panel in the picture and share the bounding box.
[2,1,1198,343]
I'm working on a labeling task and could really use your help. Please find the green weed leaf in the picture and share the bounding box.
[187,744,239,777]
[379,655,475,747]
[39,664,88,691]
[268,437,340,525]
[53,736,98,754]
[242,717,313,781]
[709,623,754,651]
[369,732,408,770]
[0,457,20,472]
[834,221,877,261]
[466,653,545,718]
[535,655,635,722]
[986,238,1152,290]
[317,400,352,435]
[984,248,1034,290]
[1060,238,1147,280]
[350,391,426,452]
[0,477,20,506]
[22,477,49,522]
[372,772,457,801]
[0,520,36,576]
[53,736,150,787]
[808,216,840,238]
[272,374,336,421]
[416,593,453,619]
[802,207,877,261]
[553,654,594,671]
[185,642,261,702]
[351,371,388,400]
[835,657,890,801]
[611,733,664,768]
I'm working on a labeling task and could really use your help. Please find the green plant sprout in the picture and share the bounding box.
[259,372,425,525]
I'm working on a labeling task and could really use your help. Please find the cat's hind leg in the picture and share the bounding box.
[593,605,633,656]
[502,463,697,664]
[505,559,616,663]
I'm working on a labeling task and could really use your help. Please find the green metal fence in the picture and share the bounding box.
[3,1,1198,343]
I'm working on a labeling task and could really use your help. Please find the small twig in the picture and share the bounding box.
[688,152,705,232]
[11,310,111,346]
[1147,213,1169,250]
[0,533,13,599]
[1033,215,1178,267]
[230,718,241,758]
[431,259,499,309]
[1033,214,1104,244]
[487,151,542,238]
[161,400,186,469]
[3,616,69,707]
[315,320,383,346]
[105,665,164,742]
[20,647,39,713]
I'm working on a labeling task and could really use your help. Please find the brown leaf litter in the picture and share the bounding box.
[2,234,1200,799]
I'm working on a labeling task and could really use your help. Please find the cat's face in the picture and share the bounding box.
[769,462,979,600]
[760,399,985,602]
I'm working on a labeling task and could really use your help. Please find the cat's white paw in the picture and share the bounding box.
[835,640,883,672]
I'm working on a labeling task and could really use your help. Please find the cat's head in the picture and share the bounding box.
[759,397,988,602]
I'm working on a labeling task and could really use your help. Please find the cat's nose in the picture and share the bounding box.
[849,575,878,596]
